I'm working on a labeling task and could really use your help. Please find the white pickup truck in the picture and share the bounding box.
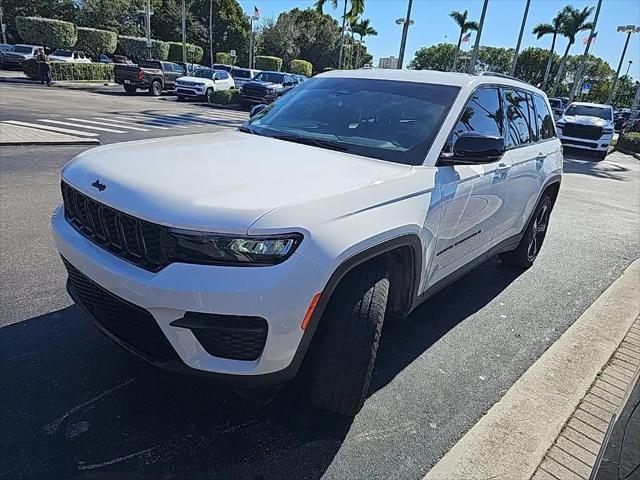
[556,102,614,160]
[53,69,562,415]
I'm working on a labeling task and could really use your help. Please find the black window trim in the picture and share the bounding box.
[502,86,557,151]
[531,92,558,141]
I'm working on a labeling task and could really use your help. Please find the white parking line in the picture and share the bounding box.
[93,117,169,130]
[37,119,127,134]
[68,118,149,132]
[115,115,188,128]
[2,120,99,137]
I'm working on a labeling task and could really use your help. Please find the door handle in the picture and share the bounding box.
[496,162,511,171]
[536,152,547,160]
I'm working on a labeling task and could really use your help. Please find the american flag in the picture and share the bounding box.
[254,5,261,20]
[582,31,597,45]
[462,32,472,43]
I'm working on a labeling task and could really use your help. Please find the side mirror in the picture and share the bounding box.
[444,132,505,164]
[250,104,268,118]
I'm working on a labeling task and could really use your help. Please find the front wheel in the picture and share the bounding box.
[149,80,162,96]
[304,262,389,416]
[500,194,553,269]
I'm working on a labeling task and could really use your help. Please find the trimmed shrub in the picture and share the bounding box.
[208,88,240,105]
[22,59,114,81]
[117,36,169,61]
[76,27,117,59]
[167,42,204,63]
[617,132,640,153]
[255,55,282,72]
[290,59,312,77]
[15,16,77,49]
[215,52,234,65]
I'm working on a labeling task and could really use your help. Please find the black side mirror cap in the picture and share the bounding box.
[442,132,505,165]
[250,104,268,118]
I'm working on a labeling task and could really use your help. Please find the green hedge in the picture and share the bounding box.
[290,59,312,77]
[255,55,282,72]
[167,42,204,63]
[76,27,117,59]
[208,88,240,105]
[617,132,640,153]
[15,16,77,49]
[22,58,114,81]
[215,52,234,65]
[117,36,169,61]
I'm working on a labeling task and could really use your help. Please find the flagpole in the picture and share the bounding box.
[568,0,602,104]
[249,16,253,69]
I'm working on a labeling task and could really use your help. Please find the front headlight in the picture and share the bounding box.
[168,229,303,266]
[603,127,614,134]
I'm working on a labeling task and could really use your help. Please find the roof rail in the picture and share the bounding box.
[480,71,533,86]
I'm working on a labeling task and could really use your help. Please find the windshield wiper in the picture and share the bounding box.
[269,133,349,152]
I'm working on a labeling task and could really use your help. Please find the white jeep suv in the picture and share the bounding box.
[556,101,614,160]
[52,70,562,415]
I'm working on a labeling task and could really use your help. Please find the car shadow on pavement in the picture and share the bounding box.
[0,257,523,480]
[563,148,631,181]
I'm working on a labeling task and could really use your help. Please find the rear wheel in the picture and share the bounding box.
[500,194,553,269]
[123,84,137,95]
[305,262,389,416]
[149,80,162,96]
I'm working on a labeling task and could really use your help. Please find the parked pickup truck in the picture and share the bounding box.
[114,60,186,96]
[239,71,298,107]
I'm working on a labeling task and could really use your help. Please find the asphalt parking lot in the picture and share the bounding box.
[1,85,639,480]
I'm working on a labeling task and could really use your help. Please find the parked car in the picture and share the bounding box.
[175,62,205,75]
[613,108,631,131]
[98,54,133,64]
[53,69,562,416]
[556,101,614,159]
[49,50,92,63]
[230,67,260,89]
[114,60,185,96]
[548,97,564,120]
[175,68,235,100]
[239,71,298,107]
[0,44,41,68]
[212,63,233,72]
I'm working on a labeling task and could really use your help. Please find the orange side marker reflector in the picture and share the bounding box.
[301,293,321,330]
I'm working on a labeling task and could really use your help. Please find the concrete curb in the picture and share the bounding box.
[0,139,100,146]
[423,259,640,480]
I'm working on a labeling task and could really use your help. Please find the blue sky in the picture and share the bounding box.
[237,0,640,79]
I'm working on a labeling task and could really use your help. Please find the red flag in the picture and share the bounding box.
[254,5,261,20]
[582,32,597,45]
[462,32,472,43]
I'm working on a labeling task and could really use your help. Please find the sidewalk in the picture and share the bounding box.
[0,122,100,146]
[424,259,640,480]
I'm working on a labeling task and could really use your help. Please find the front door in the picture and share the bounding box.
[427,87,512,287]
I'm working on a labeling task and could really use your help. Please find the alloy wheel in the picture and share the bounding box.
[527,204,549,261]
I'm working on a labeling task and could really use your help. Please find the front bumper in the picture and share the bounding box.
[176,86,206,97]
[557,132,612,152]
[52,205,329,384]
[240,93,277,104]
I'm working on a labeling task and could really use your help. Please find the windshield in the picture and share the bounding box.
[232,69,252,79]
[52,50,72,57]
[565,104,612,121]
[245,77,459,165]
[254,72,284,84]
[14,46,35,54]
[190,69,215,79]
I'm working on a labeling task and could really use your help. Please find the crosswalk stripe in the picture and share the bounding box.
[37,119,127,134]
[116,115,189,128]
[93,117,169,130]
[69,118,149,132]
[3,120,99,137]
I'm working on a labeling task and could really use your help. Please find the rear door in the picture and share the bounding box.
[427,86,512,287]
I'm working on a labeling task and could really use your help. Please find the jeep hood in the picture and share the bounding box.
[562,115,612,127]
[61,130,412,234]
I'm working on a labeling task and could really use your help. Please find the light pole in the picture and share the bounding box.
[0,0,7,45]
[395,0,414,69]
[209,0,213,67]
[607,25,640,105]
[615,60,634,105]
[569,0,602,104]
[510,0,531,76]
[468,0,489,74]
[182,0,187,63]
[248,15,258,68]
[338,1,348,69]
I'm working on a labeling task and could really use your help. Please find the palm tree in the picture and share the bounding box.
[449,10,479,72]
[352,18,377,68]
[533,9,565,91]
[551,5,594,96]
[315,0,365,68]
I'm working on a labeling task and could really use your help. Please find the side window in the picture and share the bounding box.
[451,88,503,143]
[504,89,532,147]
[214,72,222,80]
[526,93,539,141]
[533,94,556,140]
[162,62,171,71]
[220,71,229,80]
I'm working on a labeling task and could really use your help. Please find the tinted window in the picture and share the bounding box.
[255,72,285,84]
[14,46,36,54]
[505,89,533,147]
[548,98,562,108]
[231,68,251,79]
[219,71,229,79]
[451,88,503,143]
[191,69,215,79]
[564,104,612,121]
[246,77,460,165]
[533,95,556,139]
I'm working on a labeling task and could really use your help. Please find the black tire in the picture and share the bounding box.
[149,80,162,96]
[305,262,389,416]
[205,88,212,101]
[597,150,608,160]
[123,84,137,95]
[176,94,186,101]
[500,194,553,269]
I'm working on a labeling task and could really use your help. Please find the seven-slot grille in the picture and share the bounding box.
[63,258,179,363]
[562,124,603,140]
[61,182,165,271]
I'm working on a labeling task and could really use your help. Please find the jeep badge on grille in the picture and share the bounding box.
[91,180,106,191]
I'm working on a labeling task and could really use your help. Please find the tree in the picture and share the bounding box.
[2,0,77,42]
[76,0,143,37]
[551,5,594,96]
[75,27,118,60]
[514,47,560,86]
[449,10,478,72]
[315,0,365,67]
[560,53,613,103]
[352,18,377,69]
[532,9,565,91]
[478,46,513,73]
[15,16,77,50]
[409,43,457,71]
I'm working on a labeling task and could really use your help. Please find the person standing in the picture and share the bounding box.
[35,48,51,86]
